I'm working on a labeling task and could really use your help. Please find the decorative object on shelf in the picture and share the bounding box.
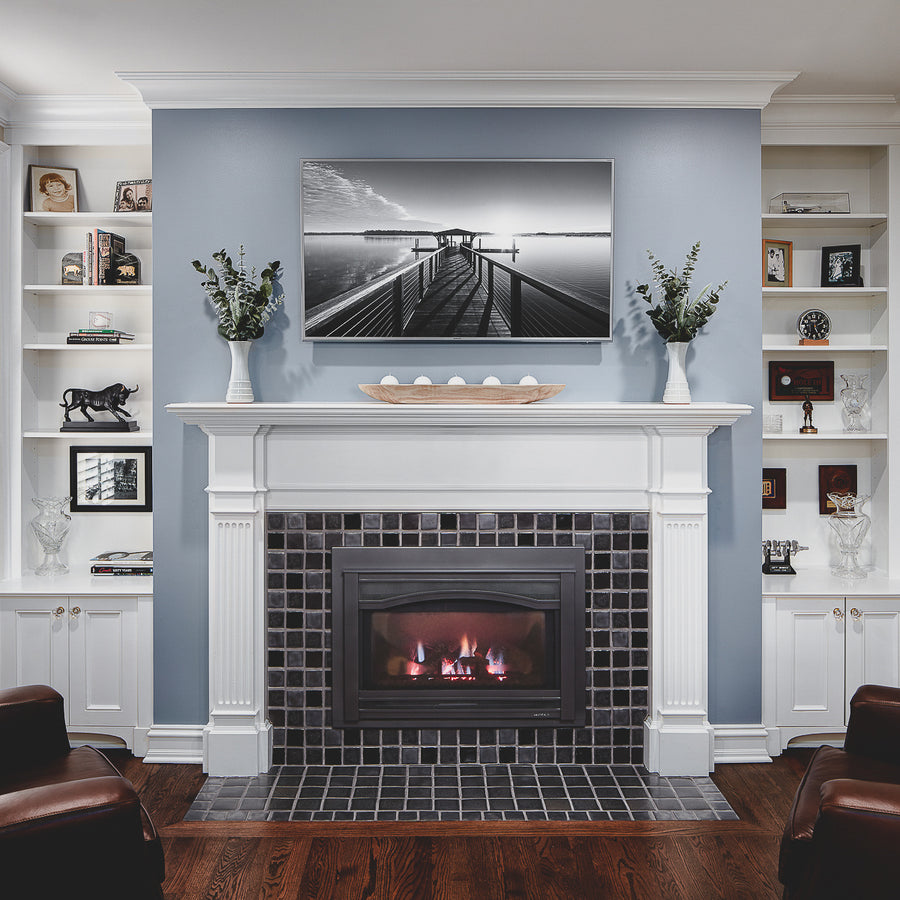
[358,382,565,404]
[90,550,153,576]
[114,178,151,212]
[448,375,466,385]
[799,394,817,434]
[482,375,501,385]
[840,373,869,432]
[67,310,134,345]
[110,251,141,285]
[28,165,78,212]
[762,413,783,434]
[819,464,858,515]
[763,238,792,287]
[827,492,870,579]
[30,497,72,576]
[380,374,400,385]
[636,241,727,404]
[59,382,139,432]
[519,375,538,385]
[768,360,834,401]
[763,468,787,510]
[768,192,850,215]
[797,308,831,345]
[90,311,113,329]
[821,244,862,287]
[413,375,433,385]
[762,539,807,575]
[61,251,84,284]
[192,246,284,404]
[69,445,152,512]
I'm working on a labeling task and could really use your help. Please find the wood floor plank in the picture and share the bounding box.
[258,837,314,900]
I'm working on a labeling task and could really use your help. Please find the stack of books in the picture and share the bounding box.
[67,328,135,345]
[83,228,127,285]
[90,551,152,576]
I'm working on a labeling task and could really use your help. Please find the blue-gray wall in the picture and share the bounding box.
[152,108,762,727]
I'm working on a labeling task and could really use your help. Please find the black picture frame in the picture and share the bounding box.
[768,360,835,402]
[69,445,152,512]
[820,244,862,287]
[29,164,79,213]
[763,468,787,510]
[818,464,858,515]
[114,179,152,212]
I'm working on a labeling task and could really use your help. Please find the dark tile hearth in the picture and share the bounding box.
[186,764,737,822]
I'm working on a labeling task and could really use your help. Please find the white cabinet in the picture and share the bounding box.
[763,593,900,753]
[0,590,153,753]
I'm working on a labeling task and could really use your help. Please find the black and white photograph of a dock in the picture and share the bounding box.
[301,159,612,341]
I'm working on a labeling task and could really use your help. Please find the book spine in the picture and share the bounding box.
[83,232,92,285]
[91,565,152,575]
[67,335,124,344]
[77,329,134,336]
[92,228,100,286]
[98,230,111,285]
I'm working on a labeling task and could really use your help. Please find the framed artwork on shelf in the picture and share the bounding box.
[821,244,862,287]
[763,468,787,510]
[819,464,858,515]
[768,360,835,402]
[29,165,78,212]
[763,239,792,287]
[69,445,152,512]
[300,158,613,341]
[114,179,152,212]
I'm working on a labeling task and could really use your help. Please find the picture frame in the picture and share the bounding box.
[29,165,78,213]
[763,468,787,510]
[768,360,835,402]
[69,445,152,512]
[821,244,862,287]
[763,239,792,287]
[114,179,152,212]
[300,158,613,341]
[819,464,858,515]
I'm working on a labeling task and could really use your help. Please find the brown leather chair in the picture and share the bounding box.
[779,683,900,900]
[0,684,164,899]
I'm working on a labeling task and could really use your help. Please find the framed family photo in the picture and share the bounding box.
[114,179,152,212]
[821,244,862,287]
[69,445,152,512]
[29,165,78,212]
[763,239,792,287]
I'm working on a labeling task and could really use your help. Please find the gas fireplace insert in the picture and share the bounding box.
[331,547,586,728]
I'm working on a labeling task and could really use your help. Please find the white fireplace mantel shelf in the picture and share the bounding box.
[168,400,751,776]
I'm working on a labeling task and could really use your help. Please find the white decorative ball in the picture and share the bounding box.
[448,375,466,385]
[482,375,501,386]
[380,374,400,385]
[519,375,539,385]
[413,375,432,385]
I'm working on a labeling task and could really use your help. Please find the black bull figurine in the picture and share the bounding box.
[60,383,138,423]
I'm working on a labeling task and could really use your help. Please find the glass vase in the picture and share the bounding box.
[840,373,869,432]
[30,497,72,576]
[827,492,870,579]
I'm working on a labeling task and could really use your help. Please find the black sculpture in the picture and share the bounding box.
[59,383,139,432]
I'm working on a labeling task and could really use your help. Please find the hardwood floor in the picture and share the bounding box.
[112,749,811,899]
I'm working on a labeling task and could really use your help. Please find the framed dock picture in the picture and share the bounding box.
[300,159,613,341]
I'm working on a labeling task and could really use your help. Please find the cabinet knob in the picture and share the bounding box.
[70,606,81,618]
[833,607,844,620]
[850,607,863,620]
[53,606,65,617]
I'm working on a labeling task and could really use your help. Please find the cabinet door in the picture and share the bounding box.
[775,598,845,727]
[67,597,138,728]
[844,597,900,713]
[0,597,68,695]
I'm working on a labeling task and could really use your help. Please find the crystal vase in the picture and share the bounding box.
[827,492,870,579]
[30,497,72,576]
[840,374,869,432]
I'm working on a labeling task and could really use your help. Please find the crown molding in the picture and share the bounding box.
[762,94,900,144]
[3,93,150,144]
[0,80,16,128]
[116,70,800,109]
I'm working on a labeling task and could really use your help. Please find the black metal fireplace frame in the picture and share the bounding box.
[331,547,586,728]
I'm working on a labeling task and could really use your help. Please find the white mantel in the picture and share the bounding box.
[168,401,751,776]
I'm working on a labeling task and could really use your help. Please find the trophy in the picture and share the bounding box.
[798,388,817,434]
[762,540,808,575]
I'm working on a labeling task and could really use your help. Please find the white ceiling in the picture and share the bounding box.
[0,0,898,101]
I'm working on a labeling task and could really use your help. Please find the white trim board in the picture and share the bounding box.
[143,725,205,766]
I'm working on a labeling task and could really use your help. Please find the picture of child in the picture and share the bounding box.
[39,171,75,212]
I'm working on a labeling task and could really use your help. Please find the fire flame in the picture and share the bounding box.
[405,634,508,682]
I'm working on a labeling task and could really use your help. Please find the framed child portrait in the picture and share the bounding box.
[29,165,78,213]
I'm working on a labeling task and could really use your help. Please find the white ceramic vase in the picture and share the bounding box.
[662,341,691,404]
[226,340,254,403]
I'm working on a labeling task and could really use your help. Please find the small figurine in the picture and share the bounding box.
[59,383,138,430]
[800,397,817,434]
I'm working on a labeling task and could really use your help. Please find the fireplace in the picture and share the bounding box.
[332,547,585,728]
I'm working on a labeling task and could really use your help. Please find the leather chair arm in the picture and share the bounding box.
[843,684,900,764]
[0,685,71,767]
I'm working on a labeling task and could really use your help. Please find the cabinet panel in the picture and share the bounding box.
[775,600,844,726]
[845,600,900,707]
[0,601,67,692]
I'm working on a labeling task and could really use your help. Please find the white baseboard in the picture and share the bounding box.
[143,724,205,765]
[713,724,773,765]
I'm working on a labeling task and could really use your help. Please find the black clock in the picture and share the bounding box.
[797,308,831,343]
